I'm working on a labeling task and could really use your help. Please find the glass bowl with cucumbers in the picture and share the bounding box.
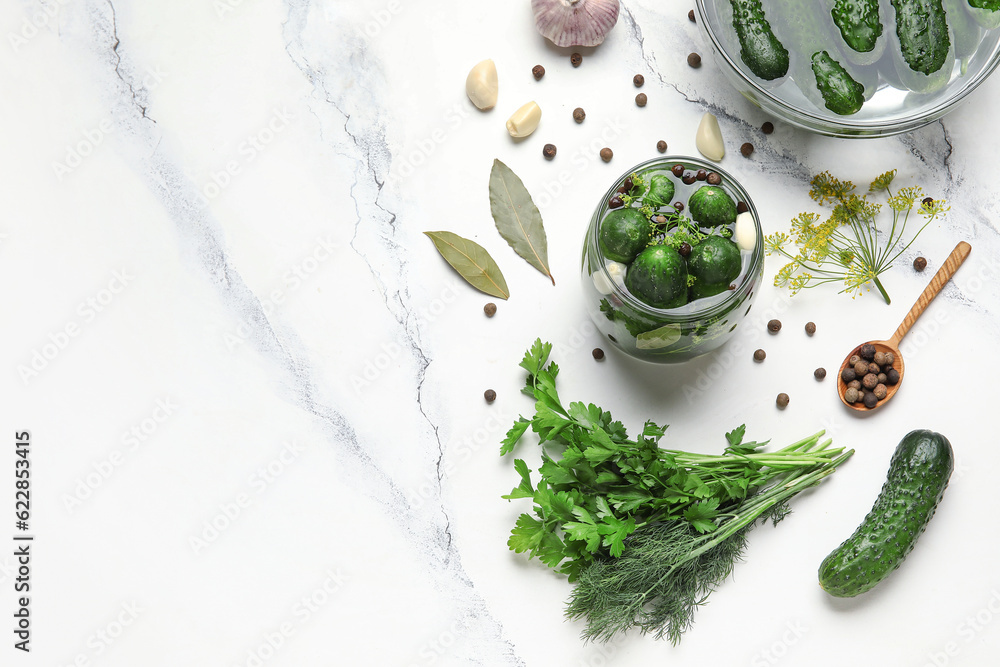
[581,156,764,363]
[695,0,1000,137]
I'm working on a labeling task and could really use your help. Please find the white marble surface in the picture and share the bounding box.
[4,0,1000,665]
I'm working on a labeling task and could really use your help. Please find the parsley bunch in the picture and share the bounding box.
[765,170,948,304]
[501,340,853,641]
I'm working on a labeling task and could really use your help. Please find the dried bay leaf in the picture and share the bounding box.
[424,231,510,300]
[489,159,555,285]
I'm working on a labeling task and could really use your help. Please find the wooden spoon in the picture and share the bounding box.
[837,241,971,411]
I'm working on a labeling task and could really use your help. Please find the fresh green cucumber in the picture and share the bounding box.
[729,0,790,80]
[830,0,887,64]
[818,429,953,598]
[811,51,867,114]
[892,0,952,74]
[947,0,985,71]
[966,0,1000,29]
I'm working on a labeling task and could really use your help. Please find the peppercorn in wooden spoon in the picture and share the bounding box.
[837,242,971,412]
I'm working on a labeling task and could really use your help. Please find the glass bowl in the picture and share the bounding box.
[581,156,764,364]
[695,0,1000,137]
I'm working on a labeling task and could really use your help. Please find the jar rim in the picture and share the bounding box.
[589,155,764,321]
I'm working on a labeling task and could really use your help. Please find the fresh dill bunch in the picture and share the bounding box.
[764,170,948,304]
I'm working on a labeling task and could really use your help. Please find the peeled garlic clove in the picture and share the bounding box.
[593,262,625,295]
[735,211,757,252]
[531,0,620,48]
[466,59,498,110]
[696,112,725,161]
[506,101,542,138]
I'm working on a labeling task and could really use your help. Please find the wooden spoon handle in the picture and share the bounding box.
[889,241,971,346]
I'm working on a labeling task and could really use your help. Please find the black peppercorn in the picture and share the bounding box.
[570,53,583,67]
[736,201,749,214]
[543,144,557,160]
[854,361,869,376]
[859,343,876,360]
[671,164,685,177]
[573,107,586,123]
[761,121,774,134]
[682,173,696,185]
[484,302,497,317]
[776,393,790,409]
[873,351,887,366]
[687,52,702,68]
[656,140,667,153]
[913,256,927,271]
[753,348,766,362]
[867,362,880,375]
[885,368,900,385]
[706,172,721,185]
[688,9,696,22]
[862,373,879,390]
[841,367,857,383]
[922,196,934,206]
[635,93,647,107]
[633,74,645,87]
[805,321,816,335]
[849,354,861,366]
[673,201,685,212]
[848,379,862,390]
[863,392,879,409]
[600,147,613,162]
[592,348,605,361]
[696,169,707,181]
[740,142,754,157]
[678,242,692,257]
[814,367,827,380]
[484,389,497,403]
[844,387,860,404]
[609,195,624,209]
[623,177,634,192]
[877,372,887,384]
[532,65,545,80]
[873,384,888,400]
[767,319,781,333]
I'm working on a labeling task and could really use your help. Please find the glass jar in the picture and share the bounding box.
[581,156,764,363]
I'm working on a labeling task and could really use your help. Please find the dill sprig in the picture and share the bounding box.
[764,170,948,304]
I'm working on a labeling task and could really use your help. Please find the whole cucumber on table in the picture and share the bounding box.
[831,0,884,54]
[729,0,789,80]
[818,429,953,598]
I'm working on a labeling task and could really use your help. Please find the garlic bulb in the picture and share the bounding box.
[531,0,620,48]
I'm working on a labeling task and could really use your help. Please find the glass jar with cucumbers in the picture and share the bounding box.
[581,156,764,364]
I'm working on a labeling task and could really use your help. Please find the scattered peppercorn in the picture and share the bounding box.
[600,147,613,162]
[484,302,497,317]
[532,64,545,80]
[673,201,685,212]
[844,387,860,404]
[635,93,648,107]
[740,142,755,157]
[761,121,774,134]
[543,144,557,160]
[767,319,782,333]
[885,368,900,385]
[592,347,605,361]
[913,256,927,271]
[805,321,816,336]
[859,343,876,360]
[484,389,497,403]
[736,201,749,214]
[671,164,685,177]
[573,107,586,123]
[754,348,766,362]
[657,140,668,153]
[776,393,790,409]
[696,169,707,181]
[862,373,879,390]
[922,196,934,207]
[863,392,878,409]
[706,172,721,185]
[633,74,645,87]
[688,9,696,22]
[570,53,583,67]
[609,195,624,209]
[814,367,827,380]
[678,242,692,257]
[687,52,702,68]
[841,368,857,383]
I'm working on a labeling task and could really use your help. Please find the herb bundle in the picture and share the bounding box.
[501,340,853,642]
[765,170,948,304]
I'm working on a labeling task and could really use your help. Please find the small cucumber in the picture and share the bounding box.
[831,0,886,58]
[947,0,985,72]
[729,0,790,80]
[811,51,866,115]
[891,0,952,74]
[818,429,954,598]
